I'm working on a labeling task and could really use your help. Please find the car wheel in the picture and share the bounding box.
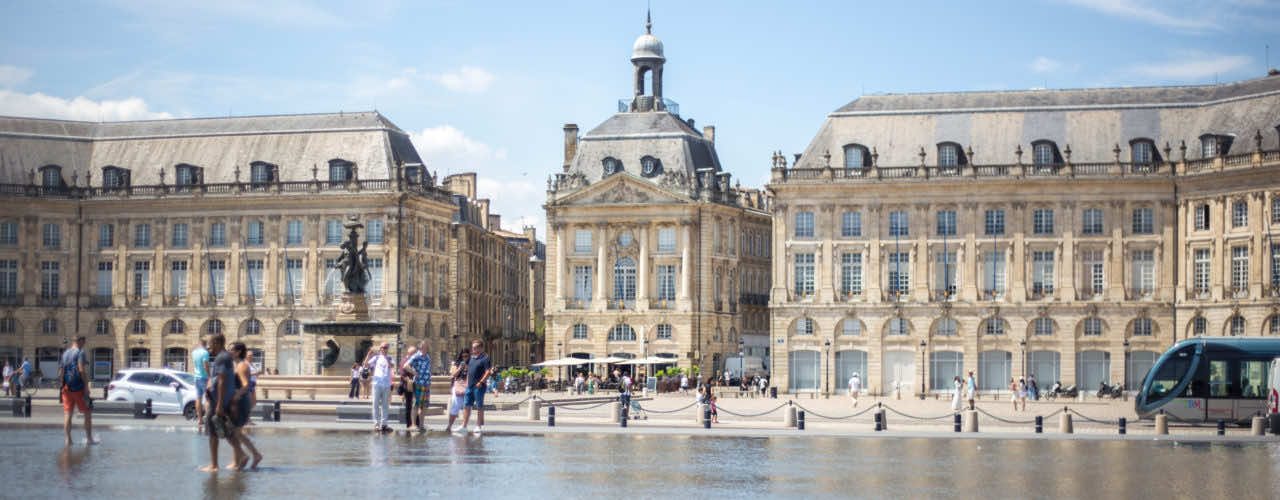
[183,402,197,420]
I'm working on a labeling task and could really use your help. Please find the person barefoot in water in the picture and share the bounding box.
[229,342,263,470]
[201,333,244,472]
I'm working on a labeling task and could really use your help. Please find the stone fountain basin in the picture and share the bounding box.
[303,321,404,336]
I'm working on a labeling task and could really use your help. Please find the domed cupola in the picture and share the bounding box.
[629,11,666,112]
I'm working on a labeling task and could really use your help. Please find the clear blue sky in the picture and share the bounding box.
[2,1,1276,234]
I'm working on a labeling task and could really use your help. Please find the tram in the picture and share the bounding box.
[1134,337,1280,423]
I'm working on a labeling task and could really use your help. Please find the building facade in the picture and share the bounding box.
[768,76,1280,395]
[0,112,542,380]
[543,23,772,375]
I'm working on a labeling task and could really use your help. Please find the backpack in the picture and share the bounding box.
[63,349,85,392]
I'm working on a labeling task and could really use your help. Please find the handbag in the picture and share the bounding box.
[452,377,467,397]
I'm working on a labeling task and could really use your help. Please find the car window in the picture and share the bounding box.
[155,375,176,387]
[113,372,127,381]
[174,373,195,386]
[127,373,153,385]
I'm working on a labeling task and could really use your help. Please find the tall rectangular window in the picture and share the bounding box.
[245,259,263,302]
[323,259,341,301]
[983,251,1005,297]
[1231,246,1249,293]
[209,223,227,247]
[1082,250,1105,296]
[984,210,1005,236]
[1131,208,1153,234]
[170,261,188,303]
[171,223,188,248]
[96,224,111,249]
[96,262,113,298]
[935,251,956,297]
[422,225,431,249]
[1032,251,1054,296]
[794,212,814,238]
[841,253,862,296]
[1193,248,1210,295]
[889,211,909,237]
[286,220,303,245]
[657,228,676,252]
[1130,250,1154,296]
[437,264,447,304]
[0,221,18,245]
[326,220,342,245]
[1273,197,1280,224]
[657,265,676,301]
[209,260,226,301]
[887,251,910,296]
[1082,209,1104,235]
[794,253,815,297]
[365,258,384,304]
[1033,209,1054,235]
[421,263,432,299]
[285,259,303,303]
[0,259,18,299]
[1271,244,1280,293]
[1232,201,1248,228]
[132,261,150,298]
[40,261,60,299]
[134,223,151,248]
[405,223,415,248]
[936,210,956,237]
[246,221,264,246]
[572,266,593,303]
[842,212,862,237]
[574,230,592,253]
[42,224,61,249]
[367,219,384,244]
[1194,204,1209,231]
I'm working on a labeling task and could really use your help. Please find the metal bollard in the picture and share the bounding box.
[954,413,961,432]
[797,410,805,430]
[704,405,712,429]
[1217,419,1225,436]
[1035,415,1043,434]
[1252,415,1265,436]
[145,398,153,418]
[875,411,883,432]
[1118,417,1126,435]
[548,406,555,427]
[102,385,108,400]
[1155,413,1168,434]
[24,396,32,418]
[620,405,628,428]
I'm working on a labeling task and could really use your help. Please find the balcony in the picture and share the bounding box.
[1029,286,1054,300]
[407,294,420,307]
[1080,288,1104,301]
[281,294,301,306]
[932,288,957,302]
[1229,286,1248,299]
[0,295,21,306]
[88,296,112,309]
[1269,285,1280,298]
[739,293,769,306]
[729,301,738,313]
[423,296,435,308]
[566,299,591,310]
[649,298,675,310]
[37,295,63,307]
[1192,288,1210,300]
[714,300,722,312]
[127,295,150,307]
[981,290,1004,301]
[438,297,449,309]
[607,299,635,310]
[1127,290,1154,301]
[202,294,226,306]
[163,295,186,307]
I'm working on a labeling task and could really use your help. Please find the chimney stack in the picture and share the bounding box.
[703,125,715,144]
[563,124,579,169]
[523,225,536,242]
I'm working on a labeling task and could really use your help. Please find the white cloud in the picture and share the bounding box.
[0,90,172,121]
[409,125,541,236]
[0,65,33,89]
[1062,0,1221,32]
[411,125,498,160]
[1029,56,1079,74]
[433,67,494,93]
[1132,53,1253,81]
[477,177,544,234]
[106,0,345,28]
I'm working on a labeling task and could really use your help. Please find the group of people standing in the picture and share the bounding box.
[357,339,493,436]
[2,357,34,397]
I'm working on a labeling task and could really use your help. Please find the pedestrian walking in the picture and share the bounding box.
[201,333,244,472]
[192,340,210,429]
[348,362,361,399]
[951,376,963,411]
[966,371,976,410]
[406,342,432,432]
[363,343,394,433]
[244,349,259,422]
[1028,374,1039,401]
[2,360,11,397]
[575,372,586,395]
[1008,379,1019,410]
[59,336,96,447]
[399,346,418,430]
[680,373,689,394]
[1018,378,1028,411]
[848,372,861,407]
[443,349,470,434]
[457,340,492,436]
[229,343,263,470]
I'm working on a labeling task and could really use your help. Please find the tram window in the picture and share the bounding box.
[1239,361,1268,399]
[1145,356,1190,401]
[1208,360,1235,397]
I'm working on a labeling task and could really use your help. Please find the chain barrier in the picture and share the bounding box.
[792,403,879,420]
[508,395,535,406]
[882,405,960,421]
[1067,408,1119,426]
[972,407,1061,425]
[547,401,616,411]
[636,401,700,414]
[716,402,790,418]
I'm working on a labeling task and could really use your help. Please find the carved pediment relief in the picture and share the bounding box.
[562,176,685,206]
[593,183,652,204]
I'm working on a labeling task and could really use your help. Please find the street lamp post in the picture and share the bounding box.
[556,341,563,390]
[824,340,831,398]
[1019,338,1027,381]
[919,339,927,399]
[1122,339,1130,400]
[737,339,745,390]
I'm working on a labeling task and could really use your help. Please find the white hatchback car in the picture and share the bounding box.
[107,369,199,419]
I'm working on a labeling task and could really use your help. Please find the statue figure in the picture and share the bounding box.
[337,218,370,294]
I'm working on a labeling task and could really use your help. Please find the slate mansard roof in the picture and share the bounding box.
[0,111,422,185]
[565,111,720,194]
[798,74,1280,168]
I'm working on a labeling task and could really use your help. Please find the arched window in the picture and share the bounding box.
[984,317,1006,336]
[94,319,111,335]
[794,318,815,336]
[656,324,672,339]
[841,318,863,336]
[1083,317,1104,336]
[1132,318,1153,336]
[282,319,300,336]
[1229,315,1245,336]
[1033,317,1054,336]
[1269,315,1280,336]
[42,318,58,334]
[243,318,262,336]
[205,319,223,335]
[1129,139,1158,164]
[439,322,449,339]
[422,322,432,338]
[888,317,909,336]
[602,157,623,176]
[1192,316,1207,336]
[936,142,966,167]
[165,319,186,335]
[165,348,188,371]
[608,324,636,342]
[1031,140,1059,166]
[613,257,636,303]
[129,348,150,368]
[101,166,130,188]
[572,324,588,340]
[640,156,663,177]
[934,317,958,337]
[843,144,870,169]
[130,320,148,335]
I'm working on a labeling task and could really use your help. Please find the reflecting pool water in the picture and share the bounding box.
[2,426,1278,499]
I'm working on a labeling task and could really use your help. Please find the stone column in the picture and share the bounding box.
[1210,197,1224,300]
[1109,201,1127,301]
[151,242,165,307]
[866,204,882,302]
[637,223,649,310]
[1250,193,1265,297]
[770,206,787,303]
[307,216,321,306]
[594,224,607,310]
[913,202,930,302]
[266,240,279,307]
[1061,201,1076,299]
[962,203,978,301]
[1010,202,1026,304]
[818,205,835,302]
[554,224,565,303]
[680,221,693,304]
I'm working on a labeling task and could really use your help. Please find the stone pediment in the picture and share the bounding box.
[558,174,687,206]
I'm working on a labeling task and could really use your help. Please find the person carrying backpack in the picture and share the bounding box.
[59,336,96,446]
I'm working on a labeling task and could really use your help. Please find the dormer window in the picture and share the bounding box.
[249,162,276,185]
[101,166,129,188]
[1031,141,1058,166]
[602,157,622,176]
[1130,139,1157,164]
[1200,134,1233,158]
[329,159,353,186]
[843,144,870,169]
[175,164,201,186]
[937,142,966,167]
[39,165,63,188]
[640,156,662,177]
[404,165,420,184]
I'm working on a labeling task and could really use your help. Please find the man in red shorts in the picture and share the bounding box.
[59,336,96,446]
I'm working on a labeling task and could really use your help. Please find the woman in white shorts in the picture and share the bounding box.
[444,349,471,433]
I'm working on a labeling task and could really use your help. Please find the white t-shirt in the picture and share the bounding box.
[848,376,861,392]
[368,354,393,388]
[680,375,689,387]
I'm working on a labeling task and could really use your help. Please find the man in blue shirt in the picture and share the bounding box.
[457,340,492,436]
[192,340,210,428]
[404,341,432,432]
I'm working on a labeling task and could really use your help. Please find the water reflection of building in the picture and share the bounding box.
[0,113,543,378]
[543,19,772,374]
[770,75,1280,395]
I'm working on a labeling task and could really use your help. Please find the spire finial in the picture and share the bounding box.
[645,8,652,34]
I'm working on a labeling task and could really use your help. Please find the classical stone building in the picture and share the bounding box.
[543,22,772,376]
[768,75,1280,395]
[0,112,542,380]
